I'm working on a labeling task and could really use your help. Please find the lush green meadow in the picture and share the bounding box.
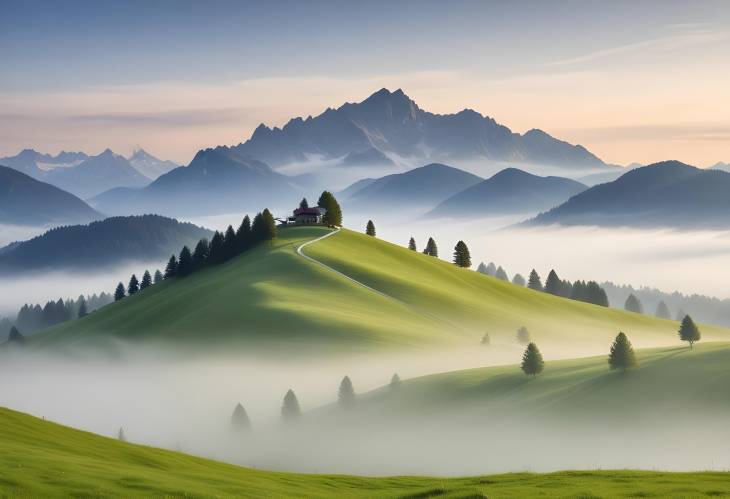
[0,406,729,498]
[31,227,729,353]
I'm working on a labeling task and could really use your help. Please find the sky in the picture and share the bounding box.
[0,0,729,166]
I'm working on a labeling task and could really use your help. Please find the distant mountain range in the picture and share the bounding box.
[341,163,483,210]
[0,166,101,226]
[91,147,299,217]
[233,88,606,170]
[429,168,587,217]
[0,214,212,274]
[711,162,730,173]
[529,160,730,228]
[128,148,179,179]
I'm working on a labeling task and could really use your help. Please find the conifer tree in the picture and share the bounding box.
[128,274,139,295]
[516,326,531,344]
[223,225,238,259]
[118,427,126,442]
[608,332,638,371]
[655,300,671,319]
[231,403,251,431]
[77,297,88,318]
[338,375,356,408]
[423,237,438,257]
[408,237,417,251]
[317,191,342,226]
[586,281,609,307]
[485,262,497,276]
[192,239,210,269]
[453,241,471,268]
[261,209,277,241]
[512,273,526,286]
[366,220,376,236]
[236,215,252,251]
[476,262,488,274]
[527,269,543,291]
[154,269,163,284]
[481,332,490,345]
[140,270,152,290]
[164,255,178,279]
[114,282,126,301]
[544,270,562,295]
[8,326,25,344]
[390,373,401,390]
[678,314,701,349]
[177,246,193,276]
[299,197,309,209]
[624,294,643,313]
[281,389,301,421]
[208,231,225,264]
[521,342,544,377]
[494,266,508,280]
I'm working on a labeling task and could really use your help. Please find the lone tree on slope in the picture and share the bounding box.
[655,300,671,319]
[118,427,126,442]
[608,332,638,371]
[338,375,356,408]
[140,270,152,290]
[127,274,139,295]
[114,282,126,301]
[516,326,531,345]
[317,191,343,226]
[231,403,251,431]
[390,373,401,390]
[408,237,417,251]
[521,342,544,377]
[366,220,376,236]
[423,237,438,257]
[678,314,701,349]
[527,269,543,291]
[453,241,471,268]
[624,294,643,314]
[281,389,301,421]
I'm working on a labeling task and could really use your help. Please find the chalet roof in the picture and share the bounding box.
[293,206,326,216]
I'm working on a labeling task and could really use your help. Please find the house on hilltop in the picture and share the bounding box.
[286,206,326,225]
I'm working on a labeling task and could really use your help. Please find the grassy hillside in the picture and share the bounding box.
[32,226,729,352]
[2,406,730,498]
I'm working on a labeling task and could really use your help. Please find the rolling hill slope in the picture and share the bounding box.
[1,407,729,498]
[31,227,729,353]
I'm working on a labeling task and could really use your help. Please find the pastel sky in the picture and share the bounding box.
[1,0,729,166]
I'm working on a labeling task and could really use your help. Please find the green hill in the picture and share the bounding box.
[2,406,730,498]
[31,226,728,352]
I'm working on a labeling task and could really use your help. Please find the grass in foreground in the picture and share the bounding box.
[1,406,730,498]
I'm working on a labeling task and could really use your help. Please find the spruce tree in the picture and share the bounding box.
[177,246,193,276]
[299,197,309,209]
[118,427,126,442]
[192,239,210,269]
[544,270,562,295]
[128,274,139,295]
[140,270,152,290]
[223,225,238,259]
[236,215,252,251]
[209,231,225,264]
[154,269,163,284]
[608,332,638,371]
[521,342,544,377]
[527,269,543,291]
[476,262,488,274]
[390,373,401,390]
[423,237,438,257]
[338,375,356,408]
[231,403,251,431]
[114,282,125,301]
[453,241,471,268]
[77,297,88,318]
[624,294,643,314]
[586,281,609,307]
[655,300,671,319]
[366,220,376,236]
[481,332,490,345]
[516,326,531,344]
[408,237,417,251]
[281,389,301,421]
[512,273,526,286]
[485,262,497,276]
[8,326,25,344]
[678,314,701,349]
[317,191,342,226]
[261,209,277,241]
[494,266,508,280]
[164,255,178,279]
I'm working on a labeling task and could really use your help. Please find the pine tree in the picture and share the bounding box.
[281,389,301,421]
[118,427,126,442]
[516,326,531,344]
[678,314,701,349]
[77,297,88,318]
[140,270,152,290]
[586,281,609,307]
[423,237,438,257]
[408,237,417,251]
[177,246,193,276]
[164,255,178,279]
[608,332,638,371]
[494,266,508,280]
[317,191,343,226]
[8,326,25,344]
[521,342,544,377]
[231,403,251,431]
[512,273,526,286]
[208,231,225,264]
[453,241,471,268]
[114,282,126,301]
[366,220,376,236]
[128,274,140,295]
[390,373,401,390]
[481,332,490,345]
[153,269,163,284]
[261,209,277,241]
[236,215,252,251]
[624,294,643,314]
[299,197,309,209]
[192,239,210,269]
[527,269,543,291]
[655,300,671,319]
[223,225,238,259]
[485,262,497,276]
[476,262,488,274]
[544,270,562,295]
[338,375,356,408]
